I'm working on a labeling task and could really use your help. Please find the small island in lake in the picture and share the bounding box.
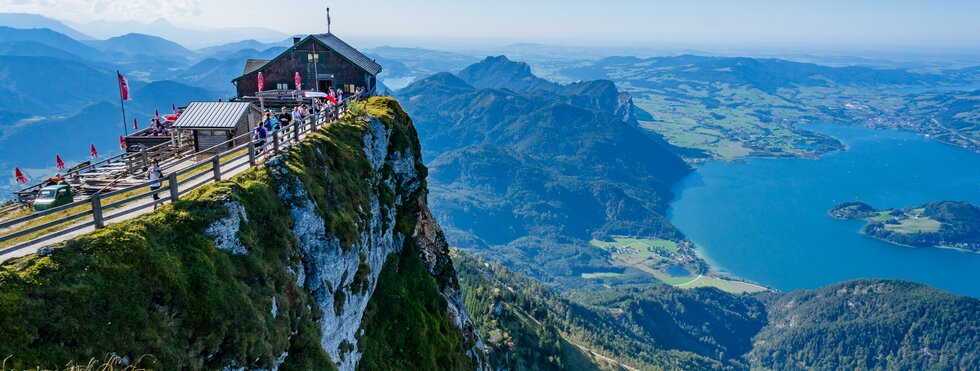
[829,201,980,252]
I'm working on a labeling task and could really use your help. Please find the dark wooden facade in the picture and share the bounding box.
[233,34,380,99]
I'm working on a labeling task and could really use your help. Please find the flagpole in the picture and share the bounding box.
[118,70,128,136]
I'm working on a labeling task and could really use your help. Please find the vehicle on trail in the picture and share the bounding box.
[33,184,73,211]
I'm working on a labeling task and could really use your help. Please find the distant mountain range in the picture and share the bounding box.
[0,12,289,50]
[562,54,947,94]
[84,33,196,59]
[0,13,92,40]
[0,25,227,196]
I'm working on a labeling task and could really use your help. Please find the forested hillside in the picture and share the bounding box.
[456,253,980,371]
[398,59,691,288]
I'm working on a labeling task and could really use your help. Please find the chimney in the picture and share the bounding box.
[293,37,301,45]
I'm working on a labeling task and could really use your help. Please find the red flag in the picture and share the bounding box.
[257,72,264,92]
[55,155,65,171]
[133,118,138,131]
[14,167,28,184]
[172,104,177,114]
[117,71,131,101]
[90,144,99,158]
[119,136,127,150]
[295,72,302,90]
[155,110,160,121]
[326,95,338,105]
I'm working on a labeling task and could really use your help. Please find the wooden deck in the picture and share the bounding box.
[1,101,351,263]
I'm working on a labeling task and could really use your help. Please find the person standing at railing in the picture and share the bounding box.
[146,160,163,210]
[262,111,275,132]
[278,107,292,130]
[253,124,269,155]
[291,107,303,130]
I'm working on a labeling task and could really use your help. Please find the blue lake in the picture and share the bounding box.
[668,123,980,298]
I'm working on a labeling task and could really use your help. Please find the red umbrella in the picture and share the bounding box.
[155,110,160,121]
[295,72,302,90]
[55,155,65,171]
[172,104,177,114]
[257,72,264,92]
[133,118,138,131]
[119,136,127,150]
[14,167,28,184]
[90,144,99,158]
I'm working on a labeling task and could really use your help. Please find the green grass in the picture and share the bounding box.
[630,84,841,159]
[590,236,679,254]
[886,217,942,234]
[581,272,623,279]
[0,97,426,369]
[590,236,766,294]
[871,211,894,222]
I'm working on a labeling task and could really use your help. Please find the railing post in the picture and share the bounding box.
[247,141,256,166]
[140,148,148,169]
[212,155,221,181]
[272,130,280,154]
[293,121,300,142]
[168,173,179,201]
[91,193,104,229]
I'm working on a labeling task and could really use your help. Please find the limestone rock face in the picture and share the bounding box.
[414,198,487,370]
[211,113,485,370]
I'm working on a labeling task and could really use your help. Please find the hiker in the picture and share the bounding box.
[263,111,275,132]
[146,161,163,209]
[292,106,303,126]
[149,118,161,135]
[253,123,269,154]
[45,174,66,186]
[278,107,292,128]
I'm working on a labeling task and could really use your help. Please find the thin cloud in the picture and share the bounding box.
[0,0,201,20]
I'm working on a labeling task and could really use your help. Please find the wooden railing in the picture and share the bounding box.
[0,101,349,253]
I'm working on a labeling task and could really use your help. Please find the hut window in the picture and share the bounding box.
[306,53,324,64]
[277,83,288,90]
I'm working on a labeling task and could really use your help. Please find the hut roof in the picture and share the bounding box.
[233,33,381,82]
[173,102,257,129]
[243,59,270,75]
[312,33,382,75]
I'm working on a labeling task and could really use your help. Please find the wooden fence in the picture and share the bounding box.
[0,101,348,253]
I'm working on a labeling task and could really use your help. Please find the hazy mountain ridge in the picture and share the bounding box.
[563,54,947,93]
[457,56,650,125]
[84,33,195,59]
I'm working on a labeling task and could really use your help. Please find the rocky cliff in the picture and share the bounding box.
[0,97,486,370]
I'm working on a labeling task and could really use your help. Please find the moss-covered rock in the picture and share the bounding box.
[0,97,485,370]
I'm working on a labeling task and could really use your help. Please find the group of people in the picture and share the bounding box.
[146,117,174,136]
[251,86,370,154]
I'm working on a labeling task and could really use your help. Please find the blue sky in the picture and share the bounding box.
[3,0,978,50]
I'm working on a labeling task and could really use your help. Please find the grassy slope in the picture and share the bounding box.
[0,97,467,369]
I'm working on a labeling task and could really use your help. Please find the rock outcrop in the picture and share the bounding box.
[0,97,486,370]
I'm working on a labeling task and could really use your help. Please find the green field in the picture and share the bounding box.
[886,216,942,233]
[590,236,679,254]
[630,84,841,160]
[871,210,894,222]
[581,272,624,279]
[590,236,766,294]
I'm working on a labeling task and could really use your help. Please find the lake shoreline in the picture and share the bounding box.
[668,122,980,298]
